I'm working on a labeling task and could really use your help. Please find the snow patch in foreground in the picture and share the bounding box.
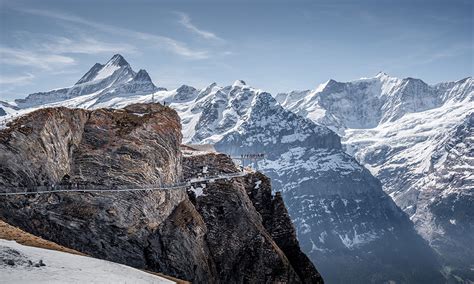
[0,239,174,284]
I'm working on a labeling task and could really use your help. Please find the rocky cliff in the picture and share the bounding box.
[0,103,321,283]
[182,152,322,283]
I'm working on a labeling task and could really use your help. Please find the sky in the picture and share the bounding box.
[0,0,472,100]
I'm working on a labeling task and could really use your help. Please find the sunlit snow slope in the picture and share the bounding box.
[0,240,174,283]
[277,73,474,277]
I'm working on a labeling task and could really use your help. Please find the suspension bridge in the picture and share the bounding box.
[0,172,247,197]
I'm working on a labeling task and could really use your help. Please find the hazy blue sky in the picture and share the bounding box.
[0,0,472,100]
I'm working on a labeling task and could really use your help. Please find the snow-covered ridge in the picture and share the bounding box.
[276,73,473,134]
[3,54,163,110]
[277,72,474,276]
[145,81,274,144]
[0,240,174,283]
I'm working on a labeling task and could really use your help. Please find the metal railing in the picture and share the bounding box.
[0,172,247,196]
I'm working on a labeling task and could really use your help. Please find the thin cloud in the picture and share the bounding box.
[20,8,209,59]
[176,12,222,41]
[0,47,76,70]
[416,44,473,65]
[0,33,135,78]
[0,73,35,85]
[11,31,138,55]
[39,36,137,55]
[367,43,473,70]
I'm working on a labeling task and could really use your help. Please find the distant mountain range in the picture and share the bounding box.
[276,73,474,279]
[1,54,472,282]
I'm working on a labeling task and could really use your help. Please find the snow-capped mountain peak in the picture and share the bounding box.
[171,85,198,102]
[87,55,132,83]
[250,91,278,110]
[177,84,197,93]
[133,69,153,82]
[373,71,396,81]
[276,73,473,135]
[6,55,161,110]
[75,63,105,85]
[107,53,130,67]
[232,79,247,88]
[75,54,132,85]
[205,82,218,90]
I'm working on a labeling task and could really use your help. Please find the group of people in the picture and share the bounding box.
[240,153,265,159]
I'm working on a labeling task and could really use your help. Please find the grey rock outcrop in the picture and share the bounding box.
[182,152,323,283]
[0,103,212,281]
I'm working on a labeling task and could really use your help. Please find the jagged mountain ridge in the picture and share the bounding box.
[275,73,472,133]
[182,152,323,283]
[9,54,163,110]
[277,73,474,279]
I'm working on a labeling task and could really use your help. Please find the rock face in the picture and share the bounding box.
[0,103,182,187]
[243,173,322,283]
[0,103,211,281]
[0,103,321,283]
[182,152,323,283]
